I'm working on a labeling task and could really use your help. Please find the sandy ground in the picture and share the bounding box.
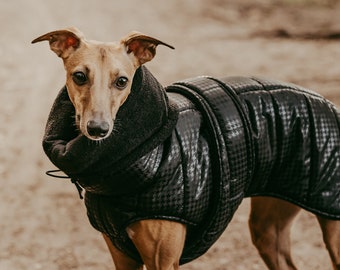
[0,0,339,269]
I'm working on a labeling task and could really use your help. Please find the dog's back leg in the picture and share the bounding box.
[248,197,301,270]
[103,234,143,270]
[317,216,340,270]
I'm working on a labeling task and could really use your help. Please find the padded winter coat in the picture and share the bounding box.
[43,66,340,264]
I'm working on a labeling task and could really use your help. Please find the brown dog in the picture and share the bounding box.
[32,28,340,270]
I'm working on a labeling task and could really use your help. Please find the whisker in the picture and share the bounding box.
[70,115,81,132]
[111,119,123,135]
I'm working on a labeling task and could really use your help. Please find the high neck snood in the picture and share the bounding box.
[43,66,178,192]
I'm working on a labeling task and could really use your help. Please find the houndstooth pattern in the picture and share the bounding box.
[220,76,339,219]
[85,75,340,265]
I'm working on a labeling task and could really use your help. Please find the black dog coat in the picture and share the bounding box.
[43,66,340,265]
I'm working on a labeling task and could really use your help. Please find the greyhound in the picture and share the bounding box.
[32,27,340,270]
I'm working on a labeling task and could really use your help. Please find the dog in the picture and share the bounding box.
[32,27,339,270]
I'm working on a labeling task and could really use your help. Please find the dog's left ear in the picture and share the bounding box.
[121,31,174,66]
[32,27,84,59]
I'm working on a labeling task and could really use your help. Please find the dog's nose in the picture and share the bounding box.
[87,120,110,138]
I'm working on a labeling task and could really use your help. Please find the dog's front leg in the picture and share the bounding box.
[127,219,186,270]
[103,234,143,270]
[317,217,340,270]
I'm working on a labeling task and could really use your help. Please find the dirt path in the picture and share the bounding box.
[1,0,339,269]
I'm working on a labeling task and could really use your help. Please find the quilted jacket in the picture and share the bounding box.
[43,67,340,265]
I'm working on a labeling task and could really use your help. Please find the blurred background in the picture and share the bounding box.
[0,0,339,269]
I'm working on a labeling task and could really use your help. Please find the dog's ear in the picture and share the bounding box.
[31,27,84,59]
[121,31,174,66]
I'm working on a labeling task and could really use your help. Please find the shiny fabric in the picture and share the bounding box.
[219,76,340,219]
[85,76,340,264]
[44,72,340,265]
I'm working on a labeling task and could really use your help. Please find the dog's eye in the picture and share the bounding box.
[115,76,128,89]
[72,72,88,86]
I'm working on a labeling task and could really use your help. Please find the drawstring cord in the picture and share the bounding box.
[45,170,84,199]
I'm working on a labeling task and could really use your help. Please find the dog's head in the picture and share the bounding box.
[32,27,174,140]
